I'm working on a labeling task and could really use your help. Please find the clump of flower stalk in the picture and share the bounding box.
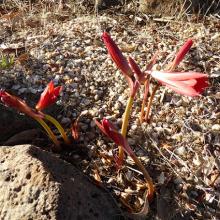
[102,32,145,163]
[95,118,154,201]
[142,39,208,122]
[102,32,155,203]
[101,32,209,204]
[0,81,71,150]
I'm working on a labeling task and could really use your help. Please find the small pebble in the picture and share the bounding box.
[212,124,220,132]
[175,146,186,156]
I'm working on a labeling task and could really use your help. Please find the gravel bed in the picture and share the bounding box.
[0,7,220,219]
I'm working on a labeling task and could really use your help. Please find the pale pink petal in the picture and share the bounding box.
[165,83,200,96]
[151,71,207,81]
[150,73,203,96]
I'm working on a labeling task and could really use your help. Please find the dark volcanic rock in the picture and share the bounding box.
[0,145,125,220]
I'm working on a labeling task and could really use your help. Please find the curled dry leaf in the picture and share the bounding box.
[71,111,89,140]
[71,118,80,140]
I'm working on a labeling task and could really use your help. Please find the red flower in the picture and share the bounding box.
[148,70,208,96]
[95,118,134,156]
[35,81,62,111]
[102,32,149,98]
[169,39,193,70]
[0,90,44,118]
[128,56,146,83]
[102,32,133,77]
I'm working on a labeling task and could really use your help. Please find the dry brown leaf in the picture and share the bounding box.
[16,53,29,65]
[209,172,220,187]
[121,43,137,53]
[2,47,25,55]
[93,169,102,183]
[1,11,21,21]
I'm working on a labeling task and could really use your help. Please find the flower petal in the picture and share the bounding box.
[128,57,145,82]
[94,119,109,137]
[169,39,193,70]
[102,32,133,77]
[96,118,134,156]
[0,90,44,118]
[150,71,208,96]
[35,81,62,111]
[165,83,200,96]
[151,71,208,81]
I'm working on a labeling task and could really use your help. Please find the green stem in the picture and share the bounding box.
[140,80,149,123]
[35,117,61,150]
[44,114,71,145]
[144,84,160,122]
[119,96,134,161]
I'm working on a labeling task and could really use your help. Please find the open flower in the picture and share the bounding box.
[0,90,44,119]
[147,70,208,96]
[35,81,62,111]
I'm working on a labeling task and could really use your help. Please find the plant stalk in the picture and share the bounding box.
[44,114,71,145]
[119,96,134,161]
[35,117,60,150]
[131,153,154,200]
[140,80,149,123]
[144,84,160,122]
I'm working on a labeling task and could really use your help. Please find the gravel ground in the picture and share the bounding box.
[0,4,220,219]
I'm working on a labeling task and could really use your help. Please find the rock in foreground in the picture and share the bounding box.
[0,145,124,220]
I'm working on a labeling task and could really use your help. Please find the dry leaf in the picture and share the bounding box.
[16,53,29,65]
[93,169,102,183]
[1,11,21,21]
[2,47,25,55]
[71,118,80,140]
[121,43,137,53]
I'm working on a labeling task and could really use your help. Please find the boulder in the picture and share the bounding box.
[0,145,124,220]
[0,105,37,143]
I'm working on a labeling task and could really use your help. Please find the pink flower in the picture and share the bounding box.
[0,90,44,118]
[35,81,62,111]
[148,70,208,96]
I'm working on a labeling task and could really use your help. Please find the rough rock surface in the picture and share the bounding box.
[0,105,37,143]
[0,145,124,220]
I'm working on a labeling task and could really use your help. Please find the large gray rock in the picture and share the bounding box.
[0,145,124,220]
